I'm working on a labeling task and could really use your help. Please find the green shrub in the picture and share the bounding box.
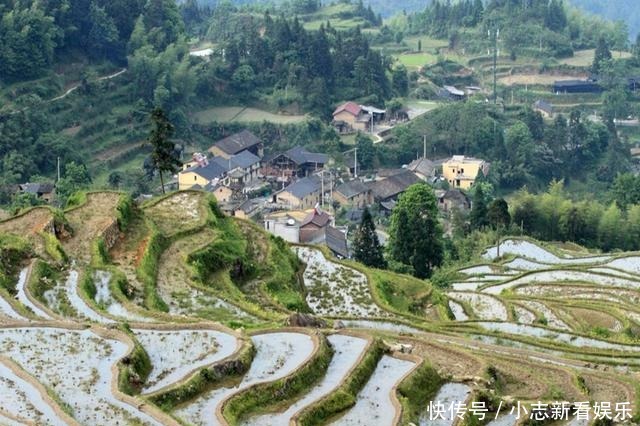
[136,223,169,312]
[223,334,333,424]
[80,269,97,300]
[91,237,109,266]
[39,231,66,262]
[118,324,153,395]
[149,340,256,410]
[116,194,134,231]
[297,339,385,426]
[65,191,87,209]
[27,260,56,301]
[0,234,32,292]
[397,363,444,425]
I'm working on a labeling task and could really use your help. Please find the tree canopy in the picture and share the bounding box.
[388,183,444,278]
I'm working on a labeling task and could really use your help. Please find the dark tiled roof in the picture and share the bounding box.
[21,182,54,194]
[326,227,349,258]
[285,146,328,165]
[185,161,228,181]
[283,176,321,199]
[380,200,396,211]
[236,198,262,214]
[325,226,349,258]
[212,150,260,171]
[301,208,331,228]
[533,99,553,114]
[407,158,436,177]
[229,151,261,169]
[336,180,369,199]
[376,168,405,178]
[442,189,470,204]
[212,130,261,156]
[370,171,421,201]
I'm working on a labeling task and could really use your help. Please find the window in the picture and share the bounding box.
[194,176,197,181]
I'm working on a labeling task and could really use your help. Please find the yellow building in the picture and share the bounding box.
[442,156,489,190]
[178,161,228,190]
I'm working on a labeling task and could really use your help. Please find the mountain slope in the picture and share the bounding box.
[570,0,640,38]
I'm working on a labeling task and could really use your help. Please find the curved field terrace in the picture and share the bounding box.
[0,194,639,426]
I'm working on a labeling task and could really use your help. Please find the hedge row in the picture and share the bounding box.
[149,339,256,411]
[222,333,333,425]
[296,338,386,426]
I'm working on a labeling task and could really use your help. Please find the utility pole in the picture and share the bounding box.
[320,172,324,207]
[423,135,427,159]
[489,27,499,105]
[354,147,358,178]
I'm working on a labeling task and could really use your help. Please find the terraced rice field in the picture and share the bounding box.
[1,194,640,425]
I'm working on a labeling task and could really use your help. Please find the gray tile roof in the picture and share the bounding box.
[325,226,349,258]
[407,158,436,178]
[213,150,260,170]
[185,161,228,181]
[212,130,261,156]
[336,180,369,199]
[369,170,421,201]
[21,182,54,194]
[273,146,329,166]
[283,176,322,199]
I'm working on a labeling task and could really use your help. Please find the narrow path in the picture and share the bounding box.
[49,69,127,103]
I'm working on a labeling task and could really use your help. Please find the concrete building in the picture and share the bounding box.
[442,156,489,190]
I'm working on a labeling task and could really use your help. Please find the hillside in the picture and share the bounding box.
[570,0,640,38]
[0,190,639,424]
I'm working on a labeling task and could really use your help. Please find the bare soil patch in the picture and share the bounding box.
[498,73,587,86]
[63,192,120,262]
[145,192,207,236]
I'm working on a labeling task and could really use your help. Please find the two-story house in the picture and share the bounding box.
[442,156,490,190]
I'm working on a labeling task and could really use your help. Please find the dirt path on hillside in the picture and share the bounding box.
[49,69,127,103]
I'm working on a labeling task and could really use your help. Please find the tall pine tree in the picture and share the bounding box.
[353,208,386,268]
[148,108,181,194]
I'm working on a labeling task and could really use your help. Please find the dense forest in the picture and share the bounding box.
[398,0,630,58]
[570,0,640,39]
[0,0,402,192]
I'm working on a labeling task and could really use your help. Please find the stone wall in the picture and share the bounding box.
[100,220,121,250]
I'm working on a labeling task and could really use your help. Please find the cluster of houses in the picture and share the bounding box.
[177,129,489,259]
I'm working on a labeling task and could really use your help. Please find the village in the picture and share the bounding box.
[172,101,490,259]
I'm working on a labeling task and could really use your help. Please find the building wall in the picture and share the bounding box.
[213,187,233,203]
[300,224,325,244]
[264,219,300,243]
[334,191,372,208]
[443,160,484,190]
[334,111,367,132]
[178,172,210,190]
[276,190,320,210]
[208,146,231,159]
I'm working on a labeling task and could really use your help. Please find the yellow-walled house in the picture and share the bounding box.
[178,161,228,190]
[442,155,489,190]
